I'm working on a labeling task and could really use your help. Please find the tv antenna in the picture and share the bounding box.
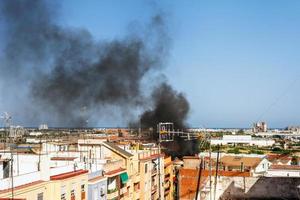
[157,122,198,142]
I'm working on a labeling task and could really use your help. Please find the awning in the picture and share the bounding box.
[120,172,129,184]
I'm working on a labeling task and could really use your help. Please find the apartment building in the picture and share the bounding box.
[0,153,89,200]
[163,156,173,200]
[88,170,107,200]
[0,138,174,200]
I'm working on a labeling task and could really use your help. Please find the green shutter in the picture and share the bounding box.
[120,172,129,184]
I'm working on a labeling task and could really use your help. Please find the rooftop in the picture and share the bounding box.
[51,156,77,161]
[269,165,300,170]
[266,154,292,164]
[221,156,263,168]
[50,169,88,180]
[103,142,133,158]
[0,180,45,194]
[104,167,126,177]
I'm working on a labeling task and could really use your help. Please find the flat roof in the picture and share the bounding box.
[50,169,88,180]
[51,157,77,161]
[104,168,126,177]
[270,165,300,170]
[0,180,45,194]
[89,175,107,183]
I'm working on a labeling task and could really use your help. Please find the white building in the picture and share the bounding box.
[39,124,48,130]
[265,165,300,177]
[211,135,275,147]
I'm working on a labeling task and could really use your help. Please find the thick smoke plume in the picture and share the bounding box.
[140,82,189,131]
[0,0,198,155]
[0,0,169,126]
[139,83,199,156]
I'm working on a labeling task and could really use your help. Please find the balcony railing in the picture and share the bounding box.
[107,188,118,194]
[107,188,118,199]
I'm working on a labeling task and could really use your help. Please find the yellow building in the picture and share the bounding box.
[0,170,88,200]
[48,169,88,200]
[0,180,49,200]
[164,156,174,200]
[138,149,164,200]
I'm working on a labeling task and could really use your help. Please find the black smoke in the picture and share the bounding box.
[139,83,199,156]
[0,0,199,155]
[0,0,169,126]
[140,82,189,131]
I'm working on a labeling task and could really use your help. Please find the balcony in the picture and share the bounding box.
[164,174,170,181]
[164,188,170,196]
[107,188,118,199]
[164,181,170,189]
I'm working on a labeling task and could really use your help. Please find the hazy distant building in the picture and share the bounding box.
[39,124,48,130]
[253,122,268,133]
[9,126,25,138]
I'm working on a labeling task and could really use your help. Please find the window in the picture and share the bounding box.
[81,184,86,200]
[37,193,43,200]
[61,186,66,200]
[61,193,66,200]
[3,161,10,179]
[71,182,76,200]
[145,164,148,173]
[130,163,133,174]
[134,182,140,191]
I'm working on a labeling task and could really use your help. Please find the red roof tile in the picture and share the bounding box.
[179,168,250,200]
[50,169,88,180]
[179,169,208,200]
[267,154,292,164]
[139,153,164,161]
[179,168,250,178]
[270,165,300,170]
[51,157,77,161]
[104,168,126,176]
[0,180,45,194]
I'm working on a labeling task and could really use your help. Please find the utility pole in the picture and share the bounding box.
[209,134,212,200]
[10,150,14,199]
[214,145,220,200]
[195,157,203,200]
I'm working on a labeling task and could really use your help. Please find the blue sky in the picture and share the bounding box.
[2,0,300,128]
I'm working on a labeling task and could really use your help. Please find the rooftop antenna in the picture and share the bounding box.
[1,112,12,148]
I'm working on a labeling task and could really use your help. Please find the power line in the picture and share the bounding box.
[255,76,300,123]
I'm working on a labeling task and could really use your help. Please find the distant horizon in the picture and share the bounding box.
[0,126,289,130]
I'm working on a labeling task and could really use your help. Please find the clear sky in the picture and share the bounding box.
[2,0,300,128]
